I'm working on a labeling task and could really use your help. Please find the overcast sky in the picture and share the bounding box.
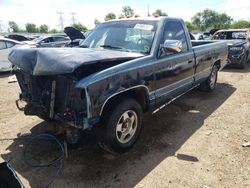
[0,0,249,32]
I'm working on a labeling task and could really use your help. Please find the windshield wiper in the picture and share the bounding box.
[80,45,88,48]
[100,45,124,49]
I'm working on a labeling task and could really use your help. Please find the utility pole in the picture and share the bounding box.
[0,20,3,33]
[70,12,77,25]
[57,12,64,31]
[147,4,150,17]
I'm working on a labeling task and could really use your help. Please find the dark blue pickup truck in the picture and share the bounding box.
[9,17,228,153]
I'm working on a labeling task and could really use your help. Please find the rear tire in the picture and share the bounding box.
[96,97,143,153]
[200,65,218,92]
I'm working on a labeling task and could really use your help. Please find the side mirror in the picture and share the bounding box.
[162,40,182,54]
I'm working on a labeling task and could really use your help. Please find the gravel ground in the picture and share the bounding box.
[0,65,249,188]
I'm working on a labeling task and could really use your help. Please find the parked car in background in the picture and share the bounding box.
[0,37,24,72]
[192,32,211,40]
[24,35,70,48]
[212,29,250,68]
[10,17,228,153]
[64,27,85,47]
[192,33,205,40]
[5,34,31,42]
[202,32,211,40]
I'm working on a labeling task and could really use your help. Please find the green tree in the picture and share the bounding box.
[39,24,49,33]
[49,29,59,33]
[94,19,101,26]
[72,23,88,32]
[153,9,168,17]
[185,21,196,31]
[104,13,116,21]
[25,23,37,33]
[122,6,134,18]
[191,9,233,30]
[231,20,250,29]
[8,21,19,32]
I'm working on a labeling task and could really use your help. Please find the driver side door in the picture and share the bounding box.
[154,20,195,104]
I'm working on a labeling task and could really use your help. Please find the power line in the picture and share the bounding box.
[70,12,77,25]
[57,12,64,31]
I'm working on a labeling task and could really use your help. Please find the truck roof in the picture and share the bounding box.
[216,29,249,32]
[105,16,183,23]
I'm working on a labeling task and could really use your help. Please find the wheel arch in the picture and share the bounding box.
[213,59,221,70]
[100,85,150,117]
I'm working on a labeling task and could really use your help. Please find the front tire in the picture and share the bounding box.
[96,97,143,153]
[239,53,248,69]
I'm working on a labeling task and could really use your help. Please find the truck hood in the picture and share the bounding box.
[8,47,143,76]
[226,39,247,47]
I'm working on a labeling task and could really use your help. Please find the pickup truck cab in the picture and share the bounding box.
[9,17,228,153]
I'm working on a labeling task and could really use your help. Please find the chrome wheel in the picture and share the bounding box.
[209,68,217,88]
[116,110,138,144]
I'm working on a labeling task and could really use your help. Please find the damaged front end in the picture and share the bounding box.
[228,46,246,66]
[14,68,89,129]
[9,47,142,129]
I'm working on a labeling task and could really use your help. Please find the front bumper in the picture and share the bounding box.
[14,70,97,129]
[227,50,245,66]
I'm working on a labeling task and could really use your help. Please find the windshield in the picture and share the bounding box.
[80,20,158,54]
[213,31,247,40]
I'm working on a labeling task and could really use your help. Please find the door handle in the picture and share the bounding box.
[188,60,193,64]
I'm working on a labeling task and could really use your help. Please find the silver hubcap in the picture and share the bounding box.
[116,110,138,144]
[209,69,216,88]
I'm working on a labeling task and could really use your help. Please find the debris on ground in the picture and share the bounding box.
[8,75,17,83]
[205,131,212,136]
[242,141,250,147]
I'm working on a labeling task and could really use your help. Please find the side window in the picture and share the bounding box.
[162,21,188,53]
[42,37,54,43]
[0,41,7,50]
[6,41,15,48]
[54,37,68,42]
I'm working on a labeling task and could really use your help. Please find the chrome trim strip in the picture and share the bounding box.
[153,84,199,114]
[154,75,193,98]
[85,88,92,118]
[156,82,191,98]
[49,80,56,118]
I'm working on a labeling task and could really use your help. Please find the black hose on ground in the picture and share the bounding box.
[22,133,65,188]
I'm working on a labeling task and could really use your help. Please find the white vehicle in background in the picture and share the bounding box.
[192,32,211,40]
[0,37,24,72]
[23,35,70,48]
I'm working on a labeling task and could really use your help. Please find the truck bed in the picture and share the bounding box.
[192,40,224,47]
